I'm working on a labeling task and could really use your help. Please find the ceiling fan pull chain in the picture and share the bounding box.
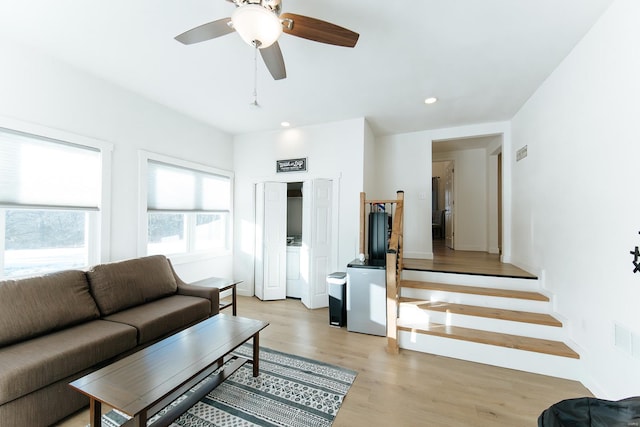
[251,42,259,107]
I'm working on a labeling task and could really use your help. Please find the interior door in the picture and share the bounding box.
[303,179,332,309]
[256,182,287,300]
[254,183,265,300]
[444,161,455,249]
[497,152,502,255]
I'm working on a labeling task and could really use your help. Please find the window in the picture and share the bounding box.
[0,126,105,278]
[144,157,232,258]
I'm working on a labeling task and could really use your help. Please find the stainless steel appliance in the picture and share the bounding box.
[346,259,386,336]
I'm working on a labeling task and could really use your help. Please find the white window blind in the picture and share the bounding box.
[147,160,231,212]
[0,128,101,210]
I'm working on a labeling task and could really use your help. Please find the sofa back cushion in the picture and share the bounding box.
[86,255,177,316]
[0,270,100,347]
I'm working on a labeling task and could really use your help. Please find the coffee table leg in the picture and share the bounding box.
[89,399,101,427]
[253,333,260,377]
[232,284,237,316]
[134,410,148,427]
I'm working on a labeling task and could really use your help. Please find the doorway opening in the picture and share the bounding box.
[432,135,503,256]
[286,182,303,299]
[254,179,335,309]
[431,161,452,247]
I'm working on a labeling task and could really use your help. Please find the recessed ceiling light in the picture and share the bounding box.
[424,97,438,105]
[281,121,291,127]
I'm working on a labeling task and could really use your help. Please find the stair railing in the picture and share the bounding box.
[359,191,404,354]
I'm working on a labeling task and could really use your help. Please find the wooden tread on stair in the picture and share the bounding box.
[401,300,562,327]
[397,322,579,359]
[400,280,549,302]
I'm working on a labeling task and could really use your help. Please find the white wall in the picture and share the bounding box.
[0,37,234,280]
[374,132,433,258]
[433,148,489,252]
[375,122,511,259]
[363,119,376,195]
[510,0,640,399]
[233,118,366,296]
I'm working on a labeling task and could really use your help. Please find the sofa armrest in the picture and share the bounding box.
[177,284,220,316]
[167,259,220,316]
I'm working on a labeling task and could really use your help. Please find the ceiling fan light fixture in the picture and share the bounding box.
[232,4,283,48]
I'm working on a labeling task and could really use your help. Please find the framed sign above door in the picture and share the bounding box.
[276,158,307,173]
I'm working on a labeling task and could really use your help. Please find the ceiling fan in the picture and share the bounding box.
[175,0,360,81]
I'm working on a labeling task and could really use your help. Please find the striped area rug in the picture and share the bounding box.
[101,344,357,427]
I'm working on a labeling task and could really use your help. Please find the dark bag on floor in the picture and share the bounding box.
[538,396,640,427]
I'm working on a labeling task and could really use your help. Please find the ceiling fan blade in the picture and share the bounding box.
[260,42,287,80]
[280,13,359,48]
[175,18,234,45]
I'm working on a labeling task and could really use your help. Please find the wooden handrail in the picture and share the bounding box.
[359,190,404,354]
[386,191,403,354]
[364,199,403,204]
[359,192,366,255]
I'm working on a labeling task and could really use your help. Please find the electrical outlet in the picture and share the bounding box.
[418,192,427,200]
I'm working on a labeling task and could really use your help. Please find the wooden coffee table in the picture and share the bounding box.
[70,314,269,427]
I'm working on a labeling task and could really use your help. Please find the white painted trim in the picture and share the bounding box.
[454,244,487,252]
[137,150,234,262]
[249,172,342,297]
[0,114,114,265]
[429,121,512,264]
[0,115,113,152]
[404,251,431,259]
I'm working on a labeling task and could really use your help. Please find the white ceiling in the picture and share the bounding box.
[433,135,501,154]
[0,0,614,136]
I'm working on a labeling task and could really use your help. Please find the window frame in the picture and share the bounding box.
[138,150,233,265]
[0,116,113,278]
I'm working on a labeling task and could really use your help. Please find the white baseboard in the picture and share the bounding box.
[404,251,432,259]
[453,244,487,251]
[237,288,254,297]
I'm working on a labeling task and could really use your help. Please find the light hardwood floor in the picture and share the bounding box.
[404,240,537,279]
[58,296,591,427]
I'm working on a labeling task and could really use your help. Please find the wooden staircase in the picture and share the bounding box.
[400,280,549,302]
[401,299,562,327]
[394,270,582,379]
[358,191,582,380]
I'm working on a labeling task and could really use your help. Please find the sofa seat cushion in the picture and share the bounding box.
[0,320,137,405]
[86,255,178,316]
[0,270,100,347]
[103,295,210,345]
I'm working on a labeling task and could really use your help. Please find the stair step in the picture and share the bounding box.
[400,299,562,327]
[397,322,579,359]
[400,280,549,301]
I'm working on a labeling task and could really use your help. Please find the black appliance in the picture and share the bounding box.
[368,212,389,264]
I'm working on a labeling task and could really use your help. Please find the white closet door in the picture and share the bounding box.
[257,182,287,300]
[304,179,332,309]
[254,183,265,300]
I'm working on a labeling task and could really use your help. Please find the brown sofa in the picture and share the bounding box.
[0,255,220,426]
